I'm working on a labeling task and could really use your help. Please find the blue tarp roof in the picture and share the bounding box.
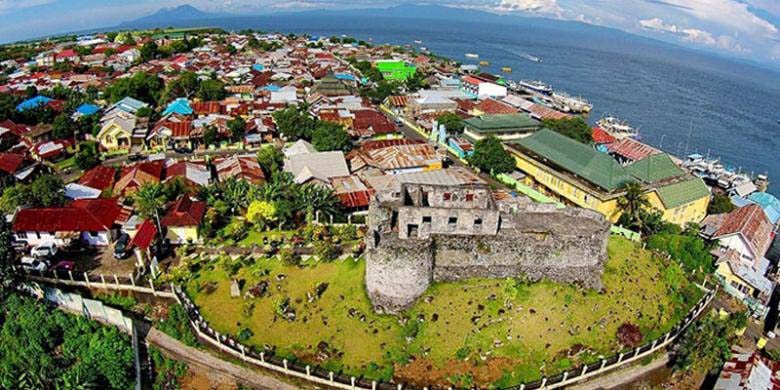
[113,96,148,114]
[252,64,265,71]
[335,73,356,81]
[16,96,53,112]
[261,85,281,92]
[75,104,100,116]
[162,98,193,116]
[732,193,780,225]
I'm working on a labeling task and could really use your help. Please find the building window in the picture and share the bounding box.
[443,192,451,201]
[17,232,27,239]
[90,232,98,237]
[448,217,458,225]
[422,216,432,224]
[466,193,475,202]
[474,217,483,226]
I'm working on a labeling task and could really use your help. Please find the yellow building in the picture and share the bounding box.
[506,129,710,226]
[97,112,147,151]
[160,196,206,245]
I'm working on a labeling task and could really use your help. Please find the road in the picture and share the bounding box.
[101,146,263,166]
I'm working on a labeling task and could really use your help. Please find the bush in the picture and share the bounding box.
[646,234,714,274]
[616,323,643,348]
[314,239,339,262]
[156,305,198,347]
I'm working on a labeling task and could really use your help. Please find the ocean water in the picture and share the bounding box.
[200,13,780,195]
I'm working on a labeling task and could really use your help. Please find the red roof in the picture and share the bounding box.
[592,127,616,144]
[0,153,26,174]
[214,156,265,183]
[79,165,116,191]
[607,138,660,162]
[161,196,206,227]
[715,204,773,259]
[130,219,157,250]
[475,98,517,114]
[13,198,121,232]
[154,121,192,138]
[361,138,425,152]
[191,101,223,115]
[353,110,397,136]
[55,49,77,59]
[337,189,374,209]
[462,75,481,85]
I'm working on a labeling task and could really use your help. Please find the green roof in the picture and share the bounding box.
[464,113,540,133]
[625,153,684,183]
[655,177,710,209]
[511,129,634,192]
[375,61,416,81]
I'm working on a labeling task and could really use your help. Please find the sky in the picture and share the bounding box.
[1,0,780,65]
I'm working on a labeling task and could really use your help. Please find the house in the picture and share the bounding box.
[165,160,211,187]
[214,155,266,184]
[12,198,122,247]
[114,160,164,195]
[714,249,774,317]
[347,139,443,176]
[55,49,79,63]
[105,97,148,116]
[714,351,780,390]
[16,96,60,112]
[97,111,149,151]
[0,152,38,183]
[463,113,540,142]
[310,73,352,97]
[283,146,350,186]
[607,137,662,165]
[460,75,507,98]
[128,219,158,269]
[331,176,374,211]
[351,109,399,139]
[78,165,116,192]
[72,103,101,119]
[702,204,774,263]
[162,98,194,116]
[471,98,517,116]
[147,119,192,150]
[161,195,207,244]
[447,137,474,159]
[507,129,711,225]
[407,95,458,116]
[32,139,72,162]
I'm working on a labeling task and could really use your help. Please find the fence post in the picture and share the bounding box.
[397,384,403,390]
[329,372,334,383]
[541,378,547,388]
[283,359,288,371]
[618,353,624,363]
[600,359,607,370]
[372,381,377,390]
[581,364,588,376]
[240,344,245,357]
[519,385,524,390]
[651,339,658,351]
[149,279,157,296]
[114,274,120,286]
[305,365,310,376]
[84,272,91,288]
[562,371,568,382]
[351,376,356,388]
[664,332,671,343]
[68,270,74,282]
[129,273,135,286]
[260,352,265,363]
[634,347,641,357]
[53,270,59,281]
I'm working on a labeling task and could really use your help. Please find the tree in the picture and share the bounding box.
[133,183,166,231]
[467,135,516,174]
[0,219,15,286]
[256,146,284,176]
[203,125,219,146]
[272,106,316,141]
[365,80,400,103]
[227,117,246,142]
[196,79,226,101]
[104,72,164,105]
[246,200,278,229]
[436,112,465,133]
[708,194,736,215]
[52,113,75,139]
[675,312,748,375]
[161,71,199,103]
[30,174,65,207]
[543,117,593,144]
[647,233,715,274]
[75,141,100,170]
[312,121,351,152]
[616,181,649,231]
[140,41,160,61]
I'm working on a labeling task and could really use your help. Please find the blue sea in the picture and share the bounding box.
[158,9,780,195]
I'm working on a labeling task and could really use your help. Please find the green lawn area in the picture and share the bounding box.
[237,229,298,247]
[184,236,702,388]
[52,156,76,170]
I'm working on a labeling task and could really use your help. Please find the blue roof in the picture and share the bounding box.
[335,73,356,81]
[75,104,100,116]
[252,64,265,71]
[162,98,193,116]
[748,192,780,224]
[261,85,281,92]
[16,96,53,112]
[113,97,149,114]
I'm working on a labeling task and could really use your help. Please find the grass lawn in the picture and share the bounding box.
[185,236,702,388]
[237,229,298,247]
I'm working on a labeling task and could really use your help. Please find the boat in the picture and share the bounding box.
[596,116,640,139]
[465,53,479,59]
[414,40,423,44]
[501,66,512,73]
[520,53,542,63]
[479,60,490,66]
[519,80,553,95]
[551,92,592,113]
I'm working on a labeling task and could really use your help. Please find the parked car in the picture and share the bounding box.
[174,145,193,154]
[31,242,58,258]
[51,260,75,272]
[128,153,145,162]
[20,256,49,272]
[114,233,131,259]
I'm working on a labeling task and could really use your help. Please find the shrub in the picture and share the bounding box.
[616,322,643,348]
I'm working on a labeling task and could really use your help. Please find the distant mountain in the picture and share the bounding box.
[119,5,226,28]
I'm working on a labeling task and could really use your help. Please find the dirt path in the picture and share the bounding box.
[146,328,301,390]
[569,354,670,390]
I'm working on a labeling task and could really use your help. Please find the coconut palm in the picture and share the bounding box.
[616,181,649,231]
[133,183,167,233]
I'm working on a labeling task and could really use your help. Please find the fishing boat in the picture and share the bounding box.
[465,53,479,59]
[520,53,542,63]
[479,60,490,66]
[414,40,423,44]
[596,116,640,139]
[501,66,512,73]
[551,92,592,113]
[519,80,553,95]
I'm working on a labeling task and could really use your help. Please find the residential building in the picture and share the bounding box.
[702,204,774,263]
[714,351,780,389]
[283,144,350,186]
[463,113,540,142]
[114,161,164,195]
[161,195,206,244]
[214,155,266,184]
[347,139,443,176]
[460,75,507,98]
[12,198,122,247]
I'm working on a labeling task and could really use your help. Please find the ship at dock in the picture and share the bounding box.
[465,53,479,59]
[551,92,592,113]
[517,80,553,95]
[683,154,770,194]
[596,116,640,139]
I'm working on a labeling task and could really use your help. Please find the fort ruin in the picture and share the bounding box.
[364,176,612,313]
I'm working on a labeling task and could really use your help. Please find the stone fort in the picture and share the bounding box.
[364,175,611,313]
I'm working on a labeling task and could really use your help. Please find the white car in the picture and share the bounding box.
[20,256,49,272]
[31,242,58,258]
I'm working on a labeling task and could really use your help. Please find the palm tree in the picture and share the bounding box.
[133,183,167,234]
[616,181,649,231]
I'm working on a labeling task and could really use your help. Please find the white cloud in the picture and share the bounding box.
[680,28,717,45]
[494,0,561,14]
[654,0,778,36]
[0,0,55,12]
[639,18,678,33]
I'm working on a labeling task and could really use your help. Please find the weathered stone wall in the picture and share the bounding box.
[364,185,611,313]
